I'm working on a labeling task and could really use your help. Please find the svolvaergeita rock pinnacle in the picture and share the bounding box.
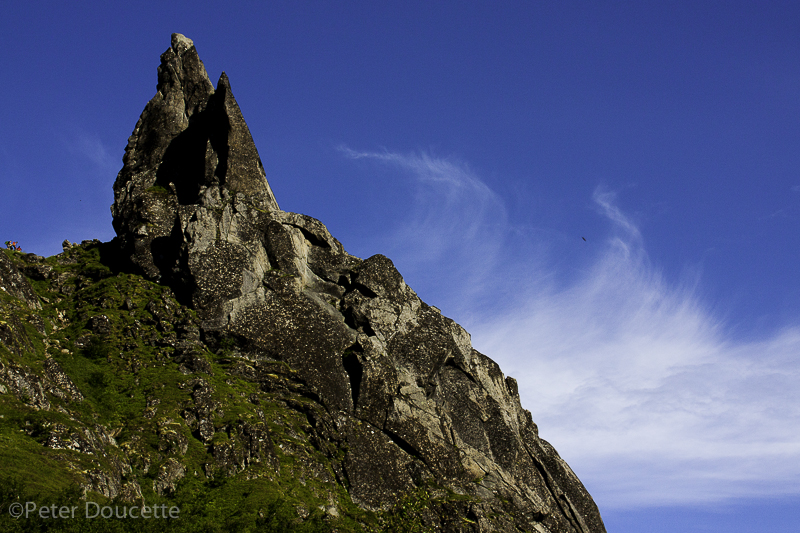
[107,34,607,532]
[112,33,278,284]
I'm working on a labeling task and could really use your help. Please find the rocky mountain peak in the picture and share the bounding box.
[102,35,607,531]
[111,33,278,284]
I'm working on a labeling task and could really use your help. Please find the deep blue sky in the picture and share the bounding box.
[2,2,800,531]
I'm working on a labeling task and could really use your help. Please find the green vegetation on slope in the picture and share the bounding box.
[0,243,457,532]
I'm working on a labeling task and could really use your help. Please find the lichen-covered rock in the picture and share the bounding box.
[105,34,607,532]
[0,251,41,310]
[0,252,44,363]
[42,358,83,401]
[1,365,49,409]
[153,457,186,495]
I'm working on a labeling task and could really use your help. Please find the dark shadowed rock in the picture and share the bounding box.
[106,33,607,532]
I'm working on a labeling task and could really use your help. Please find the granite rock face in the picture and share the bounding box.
[111,33,279,289]
[108,34,606,532]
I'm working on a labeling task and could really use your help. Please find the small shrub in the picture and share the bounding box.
[87,371,110,389]
[81,337,112,360]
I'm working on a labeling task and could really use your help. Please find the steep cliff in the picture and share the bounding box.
[0,34,605,532]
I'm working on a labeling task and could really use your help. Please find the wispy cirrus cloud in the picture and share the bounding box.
[471,188,800,508]
[63,130,120,176]
[338,146,521,308]
[342,147,800,509]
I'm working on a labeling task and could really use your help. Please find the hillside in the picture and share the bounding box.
[0,34,606,533]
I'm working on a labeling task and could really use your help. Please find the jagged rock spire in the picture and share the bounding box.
[111,33,278,280]
[105,34,607,532]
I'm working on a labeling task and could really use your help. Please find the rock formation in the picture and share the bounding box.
[109,33,605,532]
[0,34,606,532]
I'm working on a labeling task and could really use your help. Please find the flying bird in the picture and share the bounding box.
[582,237,586,241]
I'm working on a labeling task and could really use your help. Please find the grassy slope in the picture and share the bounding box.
[0,244,449,532]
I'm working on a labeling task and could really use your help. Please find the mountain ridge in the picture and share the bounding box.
[0,34,606,532]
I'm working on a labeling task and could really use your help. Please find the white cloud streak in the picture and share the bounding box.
[339,147,521,308]
[343,148,800,509]
[64,131,119,176]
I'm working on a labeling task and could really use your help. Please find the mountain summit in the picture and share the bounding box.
[0,34,606,532]
[112,33,279,287]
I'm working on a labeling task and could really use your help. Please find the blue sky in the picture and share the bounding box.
[2,2,800,531]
